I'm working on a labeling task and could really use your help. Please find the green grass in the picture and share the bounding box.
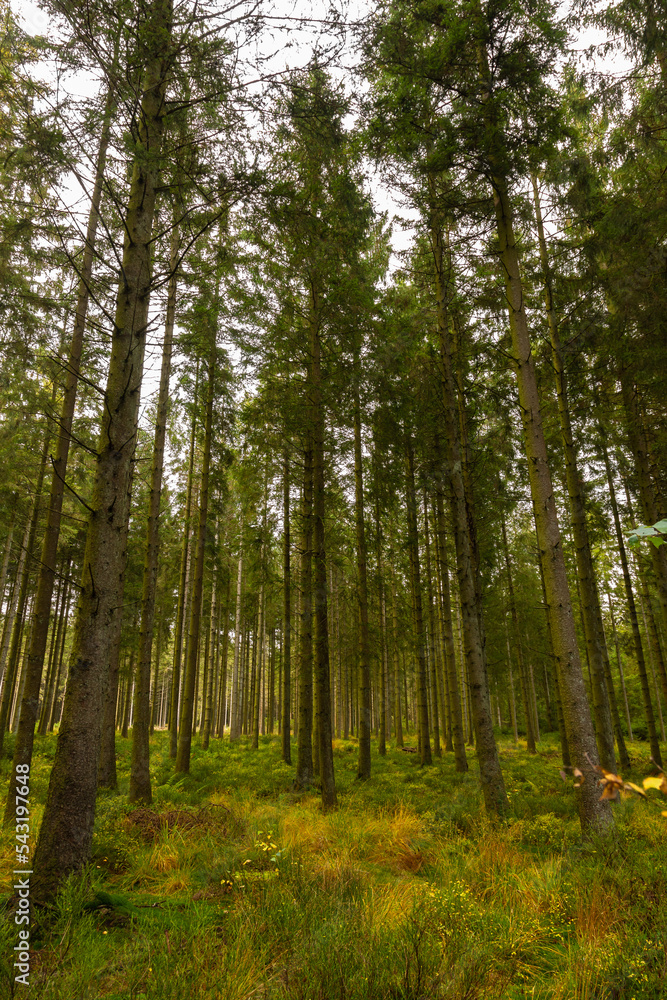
[2,731,667,998]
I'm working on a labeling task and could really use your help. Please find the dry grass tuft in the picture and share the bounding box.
[149,842,182,872]
[122,804,230,842]
[575,884,622,945]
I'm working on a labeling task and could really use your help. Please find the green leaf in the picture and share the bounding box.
[631,525,658,537]
[649,537,665,549]
[653,519,667,534]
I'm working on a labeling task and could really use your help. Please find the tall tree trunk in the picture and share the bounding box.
[5,76,116,825]
[352,371,372,780]
[295,436,314,787]
[375,495,388,757]
[404,433,432,766]
[389,565,403,749]
[430,221,500,801]
[252,585,264,749]
[422,491,441,757]
[0,514,15,626]
[129,218,178,801]
[500,511,536,752]
[607,594,633,742]
[229,543,244,739]
[482,123,610,829]
[433,485,467,770]
[600,440,662,765]
[310,295,336,809]
[621,376,667,642]
[176,328,216,773]
[282,447,292,763]
[532,176,617,773]
[32,2,173,897]
[169,370,198,756]
[49,580,72,732]
[201,529,219,751]
[121,655,134,739]
[0,421,50,752]
[38,559,71,735]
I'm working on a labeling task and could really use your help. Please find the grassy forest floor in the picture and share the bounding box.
[2,732,667,999]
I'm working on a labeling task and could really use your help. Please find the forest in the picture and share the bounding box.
[0,0,666,996]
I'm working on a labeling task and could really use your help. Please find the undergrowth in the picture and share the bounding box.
[1,731,666,998]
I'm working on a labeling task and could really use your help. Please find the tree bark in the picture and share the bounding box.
[430,219,501,804]
[500,511,536,752]
[352,370,372,780]
[310,293,336,809]
[176,327,216,773]
[229,543,244,739]
[404,433,432,766]
[32,1,173,897]
[295,428,314,787]
[484,125,610,830]
[169,368,198,756]
[129,218,178,801]
[5,75,116,826]
[532,176,617,773]
[282,447,292,763]
[0,419,50,754]
[422,491,441,757]
[600,439,662,766]
[433,485,467,770]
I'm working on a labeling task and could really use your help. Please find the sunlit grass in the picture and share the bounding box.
[1,730,667,997]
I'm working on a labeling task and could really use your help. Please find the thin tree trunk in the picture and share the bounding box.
[295,435,314,786]
[422,491,441,757]
[202,532,219,751]
[621,376,667,643]
[433,488,466,769]
[121,656,134,739]
[500,511,536,752]
[375,501,388,757]
[607,594,633,741]
[169,369,198,756]
[532,177,617,773]
[430,220,501,804]
[390,561,405,750]
[405,433,432,766]
[49,579,72,732]
[252,586,264,749]
[600,440,662,765]
[352,369,372,779]
[282,447,292,762]
[176,327,216,773]
[310,295,336,809]
[129,218,178,801]
[0,423,50,752]
[229,544,244,739]
[38,559,70,735]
